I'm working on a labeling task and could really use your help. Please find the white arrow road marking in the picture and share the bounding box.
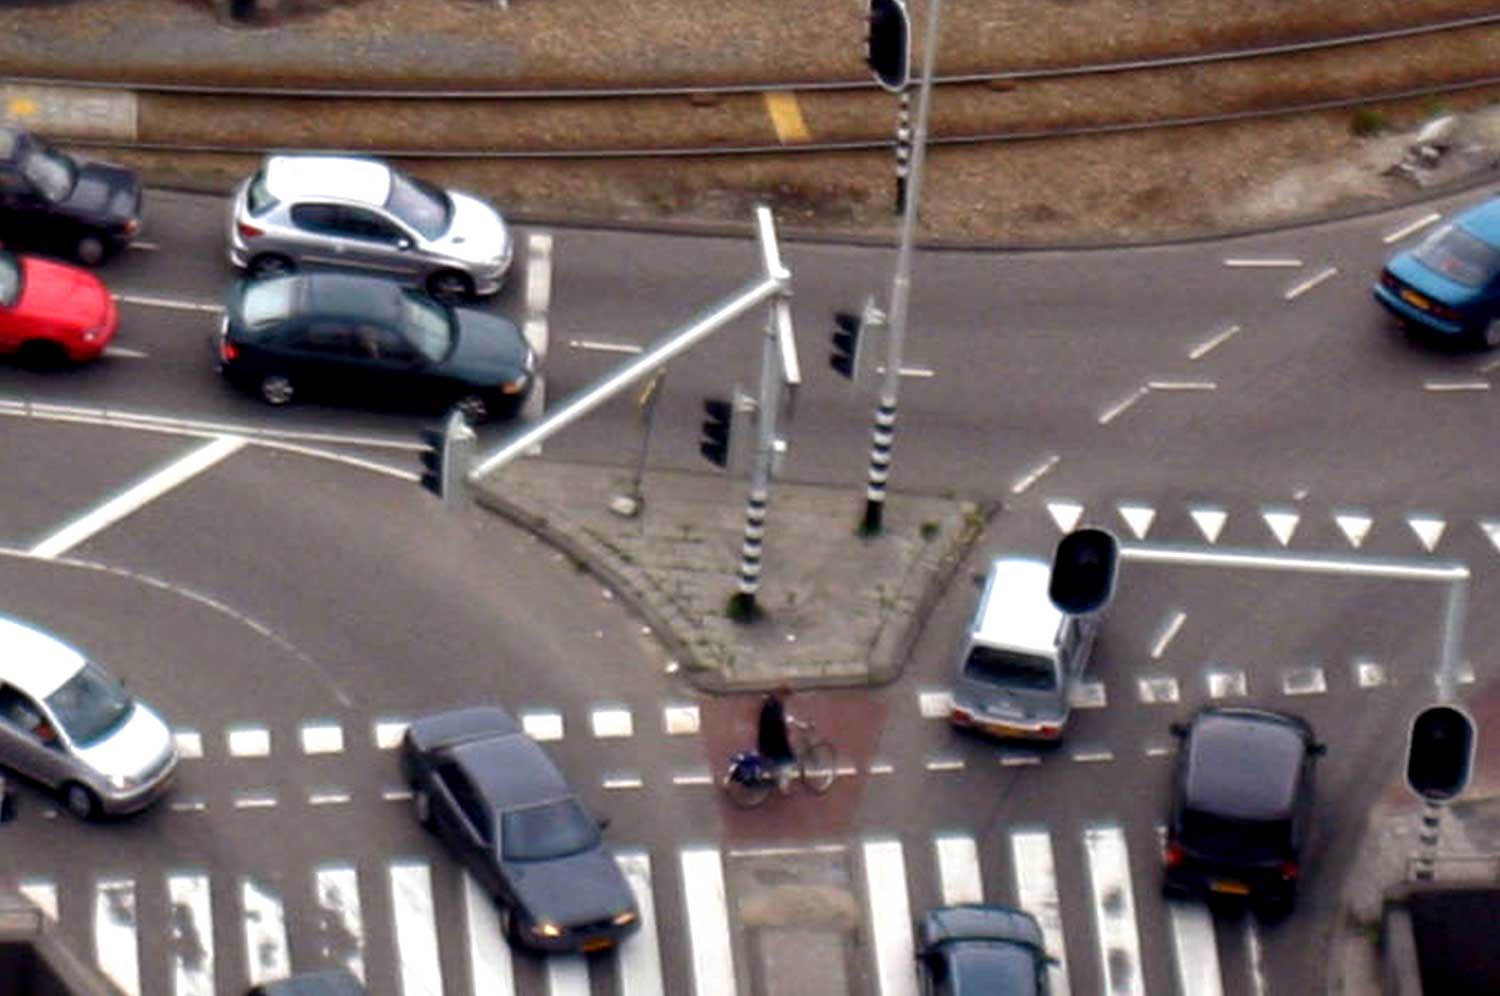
[29,434,246,559]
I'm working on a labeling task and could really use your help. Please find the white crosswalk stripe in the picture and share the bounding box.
[680,846,736,996]
[1168,899,1225,996]
[615,850,666,995]
[1011,829,1072,996]
[241,876,290,987]
[167,872,214,996]
[862,838,918,996]
[463,872,515,996]
[94,877,140,996]
[314,863,365,983]
[933,833,983,905]
[390,860,443,996]
[1083,824,1146,996]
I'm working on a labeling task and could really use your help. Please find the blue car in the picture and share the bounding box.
[1374,197,1500,348]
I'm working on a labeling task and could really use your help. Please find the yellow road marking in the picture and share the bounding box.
[763,92,811,144]
[6,96,37,117]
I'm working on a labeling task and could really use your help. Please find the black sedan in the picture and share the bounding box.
[216,272,534,421]
[1162,706,1325,917]
[399,706,639,953]
[0,124,141,264]
[916,905,1054,995]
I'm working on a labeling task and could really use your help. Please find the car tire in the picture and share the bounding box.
[1253,889,1295,922]
[412,788,434,829]
[16,340,68,370]
[75,235,106,266]
[62,782,99,820]
[427,270,474,304]
[248,254,294,280]
[259,374,295,406]
[1480,318,1500,350]
[454,394,489,424]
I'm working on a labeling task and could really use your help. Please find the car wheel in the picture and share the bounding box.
[16,340,68,370]
[454,394,489,424]
[1254,889,1295,921]
[249,254,294,280]
[412,788,434,829]
[62,782,99,820]
[259,374,295,406]
[75,235,106,266]
[427,270,474,303]
[1481,318,1500,350]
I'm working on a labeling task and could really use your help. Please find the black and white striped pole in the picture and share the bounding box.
[894,89,913,214]
[867,0,912,214]
[862,0,936,535]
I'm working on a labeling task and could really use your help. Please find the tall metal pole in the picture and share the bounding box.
[862,0,941,535]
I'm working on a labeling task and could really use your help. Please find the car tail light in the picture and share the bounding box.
[237,221,264,240]
[1429,301,1461,321]
[220,339,239,362]
[1163,842,1186,868]
[123,218,140,236]
[1038,724,1061,738]
[950,707,973,725]
[1279,859,1299,881]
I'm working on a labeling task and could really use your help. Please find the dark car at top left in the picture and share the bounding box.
[0,124,142,265]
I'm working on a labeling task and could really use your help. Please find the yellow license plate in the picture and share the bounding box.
[581,938,613,953]
[1400,288,1430,310]
[1209,879,1251,896]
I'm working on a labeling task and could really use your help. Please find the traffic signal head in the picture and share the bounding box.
[1405,704,1476,802]
[830,311,863,380]
[700,397,733,468]
[1048,528,1119,616]
[418,424,449,498]
[867,0,911,93]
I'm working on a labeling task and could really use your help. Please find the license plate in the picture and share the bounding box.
[1209,879,1251,896]
[1400,288,1431,310]
[581,938,614,953]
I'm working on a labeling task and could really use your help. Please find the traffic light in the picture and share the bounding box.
[830,311,864,380]
[700,397,734,468]
[1405,704,1476,802]
[867,0,911,93]
[1048,528,1119,616]
[417,409,472,499]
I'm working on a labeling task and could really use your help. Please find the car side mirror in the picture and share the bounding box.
[1309,742,1327,757]
[396,237,413,251]
[1169,722,1189,738]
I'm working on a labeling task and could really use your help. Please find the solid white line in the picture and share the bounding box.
[1098,386,1148,425]
[1383,212,1442,244]
[112,293,223,314]
[1120,541,1468,581]
[875,364,936,378]
[94,878,140,996]
[29,435,246,559]
[1423,380,1490,392]
[1168,901,1224,996]
[127,241,161,251]
[1010,454,1060,494]
[463,872,514,996]
[1224,257,1302,268]
[102,346,149,359]
[1284,265,1339,300]
[240,878,290,986]
[863,839,918,996]
[308,790,352,806]
[389,861,443,996]
[1188,324,1241,359]
[1151,610,1188,659]
[673,772,714,786]
[604,774,644,790]
[569,338,644,354]
[314,864,365,983]
[1084,825,1145,996]
[1011,830,1070,996]
[233,793,276,809]
[925,758,965,772]
[934,834,983,905]
[616,851,666,996]
[680,847,736,996]
[1147,380,1216,391]
[525,232,553,319]
[167,873,215,996]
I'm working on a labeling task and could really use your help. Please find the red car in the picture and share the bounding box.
[0,248,118,364]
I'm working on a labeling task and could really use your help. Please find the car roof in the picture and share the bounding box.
[0,616,87,699]
[1456,196,1500,248]
[973,558,1062,656]
[262,155,392,207]
[291,272,406,322]
[450,732,571,810]
[1183,708,1311,820]
[250,969,367,996]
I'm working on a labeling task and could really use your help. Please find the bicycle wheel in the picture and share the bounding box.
[722,759,774,808]
[798,741,837,794]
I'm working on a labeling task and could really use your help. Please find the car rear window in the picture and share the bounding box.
[501,798,600,862]
[963,645,1057,691]
[1181,809,1290,862]
[246,169,278,216]
[1413,223,1500,288]
[239,277,298,332]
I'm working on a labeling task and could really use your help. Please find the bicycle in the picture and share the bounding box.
[721,716,838,808]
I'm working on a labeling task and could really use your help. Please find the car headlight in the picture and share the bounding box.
[107,773,139,791]
[612,910,637,926]
[530,921,565,939]
[81,325,107,342]
[499,374,529,395]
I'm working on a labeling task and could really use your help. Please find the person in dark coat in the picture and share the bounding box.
[757,691,794,766]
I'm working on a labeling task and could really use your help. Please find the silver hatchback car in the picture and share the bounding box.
[228,155,514,301]
[0,616,178,819]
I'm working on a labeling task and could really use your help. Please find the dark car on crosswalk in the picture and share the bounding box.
[916,904,1055,995]
[399,706,639,953]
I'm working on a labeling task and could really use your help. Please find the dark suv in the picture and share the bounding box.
[1162,706,1325,916]
[0,125,142,265]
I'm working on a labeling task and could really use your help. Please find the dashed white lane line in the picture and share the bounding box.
[102,346,148,359]
[1284,265,1339,300]
[1224,257,1302,268]
[127,241,160,252]
[301,721,345,754]
[1188,324,1241,359]
[112,293,223,314]
[1011,454,1059,494]
[1098,386,1148,425]
[1382,212,1442,244]
[1423,379,1490,391]
[29,434,246,559]
[569,338,644,354]
[227,725,271,758]
[1150,610,1187,659]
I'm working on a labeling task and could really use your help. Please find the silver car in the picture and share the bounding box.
[0,616,178,819]
[227,155,513,301]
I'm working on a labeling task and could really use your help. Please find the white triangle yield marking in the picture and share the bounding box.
[1262,509,1299,546]
[1047,501,1084,533]
[1190,508,1226,544]
[1117,503,1156,540]
[1335,513,1372,549]
[1407,515,1446,552]
[1482,520,1500,555]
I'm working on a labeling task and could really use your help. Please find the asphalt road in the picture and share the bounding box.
[0,185,1497,995]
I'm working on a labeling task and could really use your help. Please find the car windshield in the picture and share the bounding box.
[1413,223,1500,288]
[1181,808,1291,862]
[946,943,1040,996]
[963,645,1057,691]
[384,169,450,241]
[399,291,454,361]
[44,662,134,747]
[0,252,20,307]
[18,141,77,202]
[238,277,298,332]
[501,798,600,862]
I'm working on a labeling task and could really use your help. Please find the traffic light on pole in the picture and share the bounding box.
[417,409,471,499]
[866,0,911,93]
[700,397,733,468]
[418,423,451,498]
[1405,704,1476,802]
[830,311,863,380]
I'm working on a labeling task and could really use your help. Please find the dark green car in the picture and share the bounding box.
[216,273,534,422]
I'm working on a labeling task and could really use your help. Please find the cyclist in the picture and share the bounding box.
[756,689,795,790]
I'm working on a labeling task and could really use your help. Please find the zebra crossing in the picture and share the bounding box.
[9,824,1246,996]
